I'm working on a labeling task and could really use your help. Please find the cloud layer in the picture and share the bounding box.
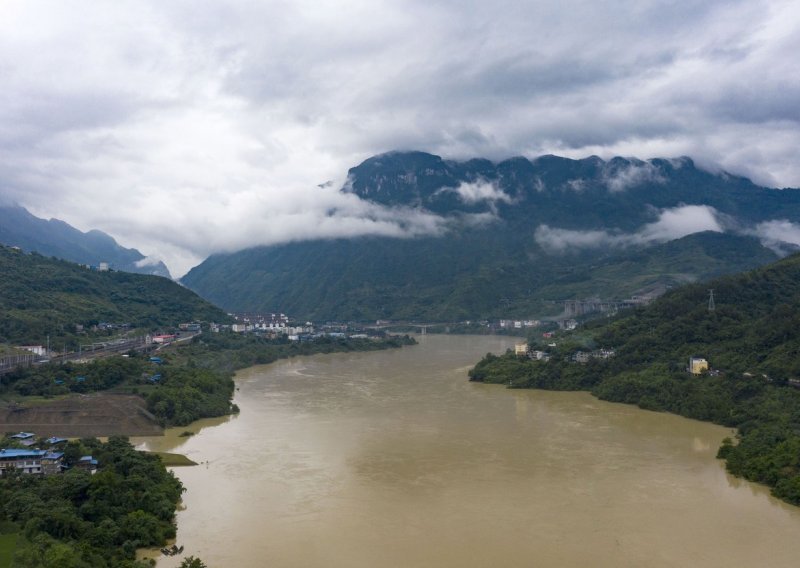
[535,205,724,252]
[0,1,798,275]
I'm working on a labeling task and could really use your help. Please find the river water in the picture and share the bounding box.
[134,334,800,568]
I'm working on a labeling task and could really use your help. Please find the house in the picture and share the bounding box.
[19,345,47,357]
[45,437,68,446]
[0,448,64,476]
[515,343,529,356]
[689,357,709,375]
[558,319,578,331]
[573,351,591,364]
[592,349,616,360]
[75,455,98,474]
[9,432,36,447]
[530,350,550,361]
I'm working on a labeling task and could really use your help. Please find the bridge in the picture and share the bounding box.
[365,322,450,335]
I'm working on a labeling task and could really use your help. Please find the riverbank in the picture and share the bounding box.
[130,334,800,568]
[469,351,800,507]
[0,333,416,437]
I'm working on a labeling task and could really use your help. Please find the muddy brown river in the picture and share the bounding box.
[134,334,800,567]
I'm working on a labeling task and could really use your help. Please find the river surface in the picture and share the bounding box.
[134,334,800,567]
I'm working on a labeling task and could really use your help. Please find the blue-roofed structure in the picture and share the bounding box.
[9,432,34,440]
[76,455,99,474]
[9,432,36,446]
[0,448,64,475]
[45,437,68,446]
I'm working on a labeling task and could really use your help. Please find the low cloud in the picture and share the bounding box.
[603,161,666,192]
[450,180,513,204]
[749,220,800,255]
[134,256,165,268]
[564,179,589,192]
[535,205,723,252]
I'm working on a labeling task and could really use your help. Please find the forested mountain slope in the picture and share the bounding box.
[183,152,796,320]
[0,245,227,345]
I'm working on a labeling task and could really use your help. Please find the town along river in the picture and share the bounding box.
[134,335,800,568]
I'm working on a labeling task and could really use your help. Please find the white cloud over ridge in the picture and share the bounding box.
[448,180,513,204]
[0,1,799,275]
[603,162,666,192]
[535,205,724,252]
[749,220,800,255]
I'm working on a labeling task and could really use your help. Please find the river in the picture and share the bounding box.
[134,334,800,567]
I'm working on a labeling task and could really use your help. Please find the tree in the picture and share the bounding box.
[180,556,208,568]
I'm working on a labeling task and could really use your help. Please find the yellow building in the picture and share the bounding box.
[515,343,529,356]
[689,357,709,375]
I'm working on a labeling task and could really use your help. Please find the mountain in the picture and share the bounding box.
[0,245,228,345]
[182,152,800,320]
[0,205,171,278]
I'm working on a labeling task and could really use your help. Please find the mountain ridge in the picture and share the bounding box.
[0,204,171,278]
[182,151,799,320]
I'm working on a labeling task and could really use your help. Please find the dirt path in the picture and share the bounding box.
[0,394,163,437]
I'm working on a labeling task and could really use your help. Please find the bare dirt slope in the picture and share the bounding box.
[0,394,162,437]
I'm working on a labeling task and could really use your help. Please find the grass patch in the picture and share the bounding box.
[0,532,18,568]
[146,451,197,466]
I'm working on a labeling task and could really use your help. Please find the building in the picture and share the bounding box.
[573,351,592,364]
[74,456,98,474]
[0,449,64,476]
[19,345,47,357]
[592,349,617,360]
[9,432,36,447]
[515,343,529,356]
[689,357,709,375]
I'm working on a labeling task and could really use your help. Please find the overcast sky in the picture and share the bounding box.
[1,0,798,276]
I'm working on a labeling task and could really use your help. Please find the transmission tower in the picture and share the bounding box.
[708,289,716,312]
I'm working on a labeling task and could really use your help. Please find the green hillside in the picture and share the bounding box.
[184,230,777,321]
[0,245,229,345]
[470,253,800,505]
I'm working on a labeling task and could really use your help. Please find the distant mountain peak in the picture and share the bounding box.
[0,205,171,278]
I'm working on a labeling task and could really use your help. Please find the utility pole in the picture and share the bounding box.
[708,289,716,312]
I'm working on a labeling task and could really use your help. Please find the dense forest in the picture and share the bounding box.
[0,436,182,568]
[470,252,800,505]
[0,245,229,345]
